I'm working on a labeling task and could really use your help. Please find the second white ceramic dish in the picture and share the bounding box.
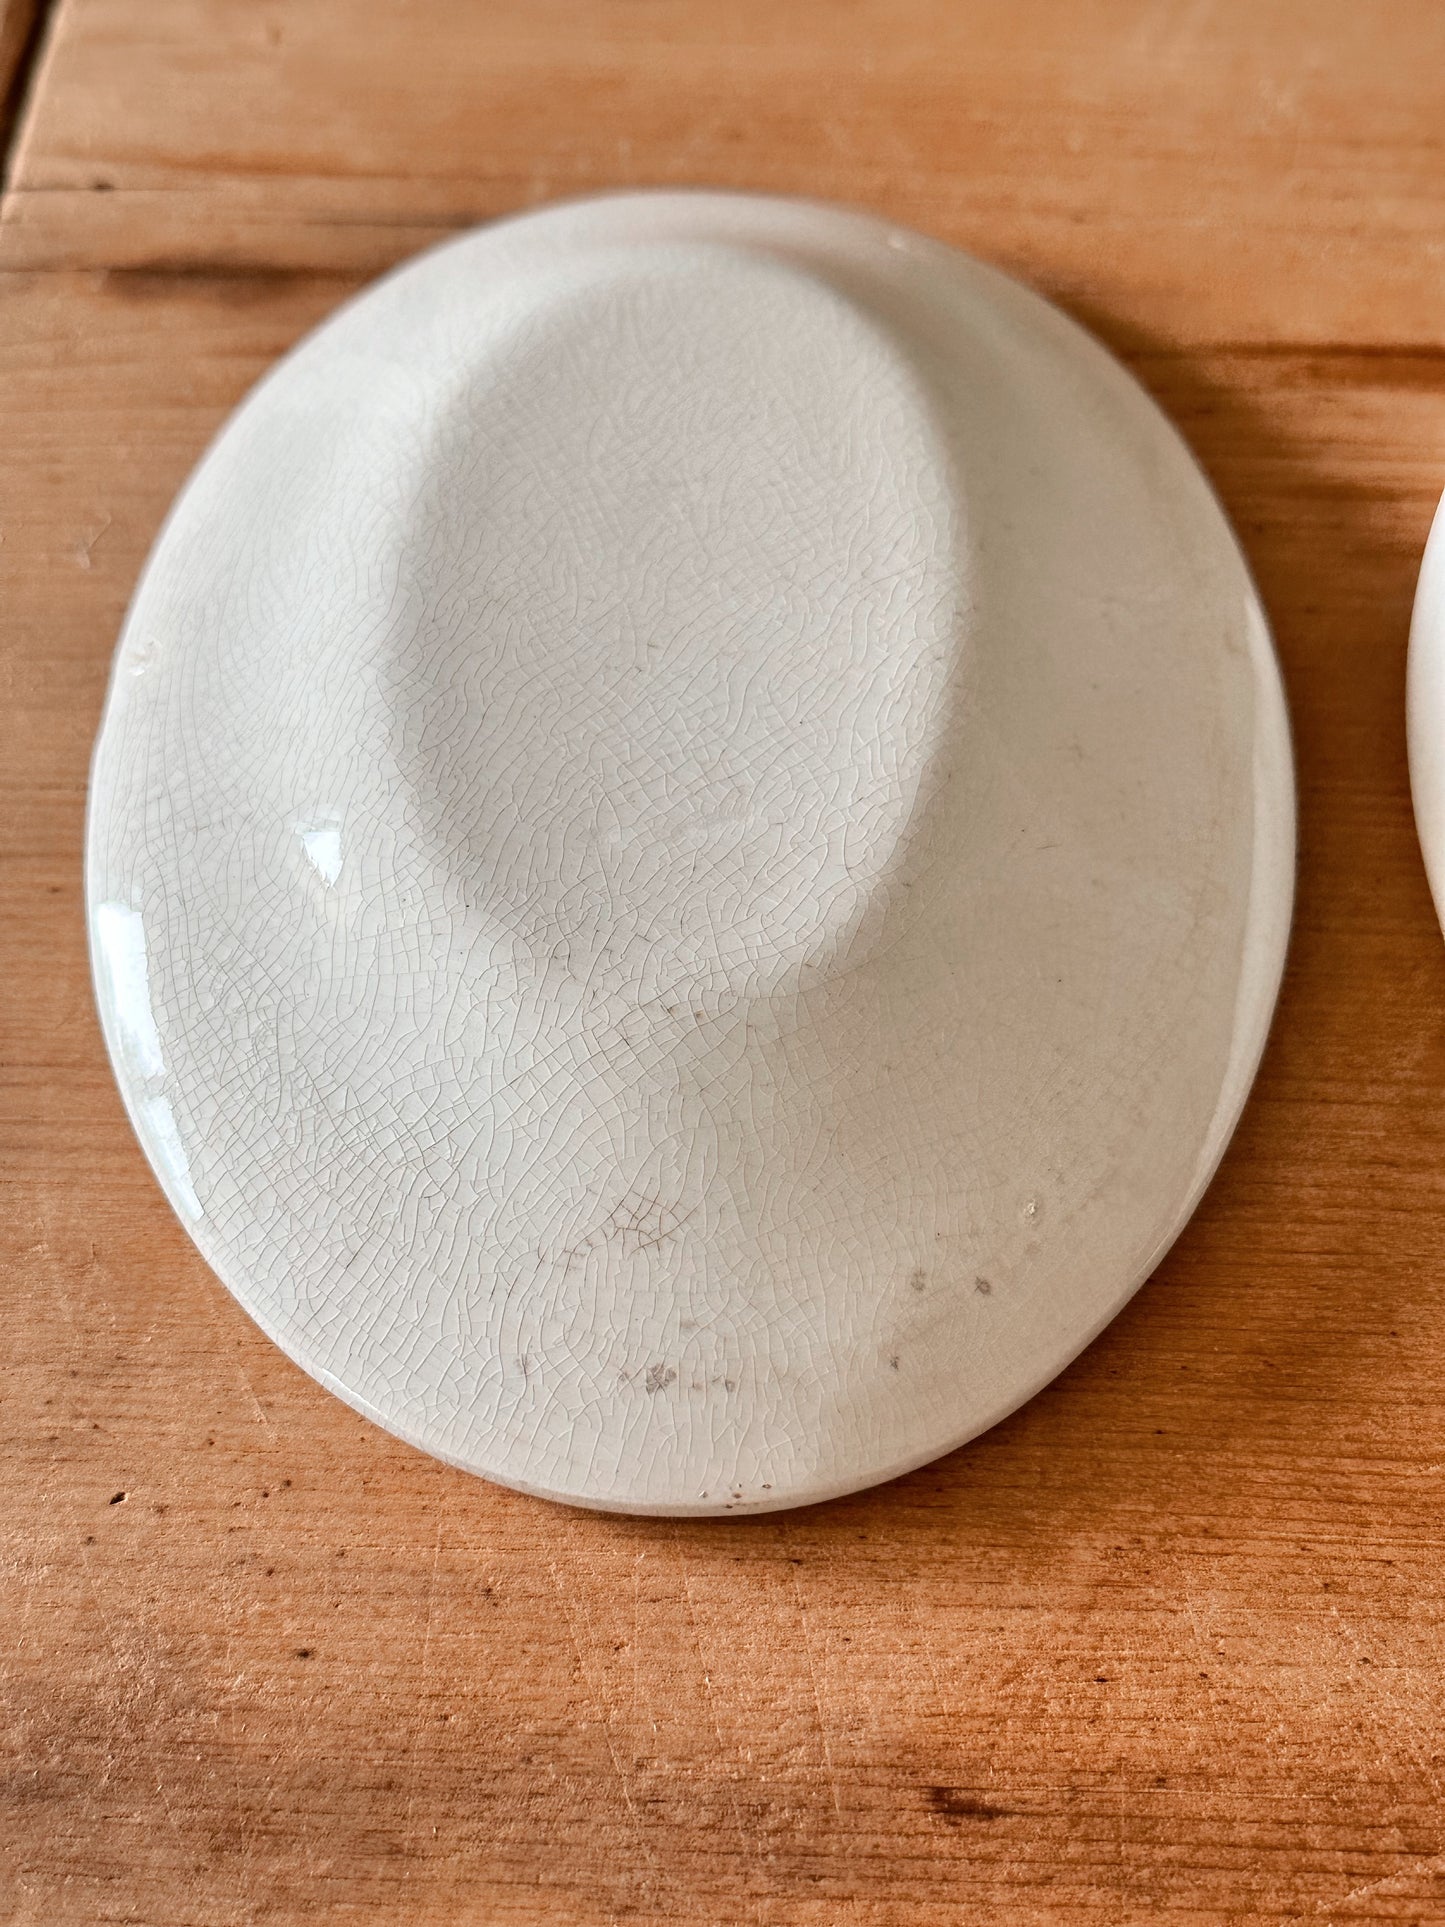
[88,192,1294,1513]
[1409,492,1445,928]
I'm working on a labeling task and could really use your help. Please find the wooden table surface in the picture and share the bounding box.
[5,4,1445,1921]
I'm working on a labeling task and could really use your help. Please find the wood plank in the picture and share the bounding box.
[1,0,1444,346]
[5,260,1445,1922]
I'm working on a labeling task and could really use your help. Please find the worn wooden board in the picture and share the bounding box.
[3,3,1445,1922]
[4,0,1445,349]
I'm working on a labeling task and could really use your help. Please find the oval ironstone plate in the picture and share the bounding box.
[87,192,1294,1513]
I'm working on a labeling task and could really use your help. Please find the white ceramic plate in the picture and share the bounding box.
[1409,492,1445,927]
[88,192,1294,1514]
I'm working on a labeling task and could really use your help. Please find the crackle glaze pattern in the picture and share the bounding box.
[87,193,1293,1514]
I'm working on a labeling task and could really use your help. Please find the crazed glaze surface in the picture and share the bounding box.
[87,193,1294,1514]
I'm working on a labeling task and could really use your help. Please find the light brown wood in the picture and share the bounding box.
[4,4,1445,1922]
[5,0,1445,348]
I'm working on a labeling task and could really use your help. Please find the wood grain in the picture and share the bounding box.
[3,3,1445,1921]
[3,0,1445,348]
